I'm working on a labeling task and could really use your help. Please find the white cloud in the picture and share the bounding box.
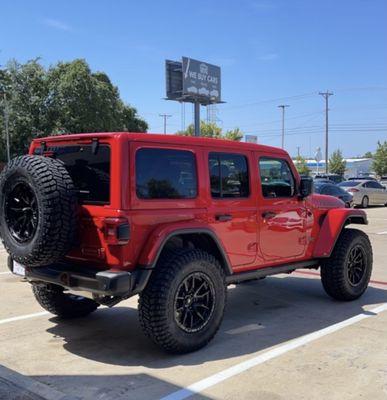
[43,18,72,32]
[258,53,279,61]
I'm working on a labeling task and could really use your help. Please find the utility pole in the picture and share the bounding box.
[0,91,11,162]
[296,146,300,157]
[319,91,334,173]
[159,113,172,134]
[278,105,289,149]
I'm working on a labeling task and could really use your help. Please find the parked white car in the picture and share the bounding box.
[338,180,387,208]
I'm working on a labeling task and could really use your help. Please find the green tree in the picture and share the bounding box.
[373,141,387,177]
[329,149,347,176]
[0,58,148,161]
[224,127,243,141]
[178,121,222,138]
[363,151,373,158]
[178,121,243,141]
[294,155,311,176]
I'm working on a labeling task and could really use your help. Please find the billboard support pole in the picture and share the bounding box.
[194,101,200,137]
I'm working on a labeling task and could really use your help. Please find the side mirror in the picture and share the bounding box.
[299,176,313,198]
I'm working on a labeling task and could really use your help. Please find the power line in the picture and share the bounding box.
[221,92,316,111]
[221,87,387,112]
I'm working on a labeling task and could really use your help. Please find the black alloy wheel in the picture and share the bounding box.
[4,181,39,243]
[174,272,216,333]
[347,245,366,286]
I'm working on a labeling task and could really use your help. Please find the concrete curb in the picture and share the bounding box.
[0,365,79,400]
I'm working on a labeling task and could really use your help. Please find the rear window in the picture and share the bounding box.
[136,148,197,199]
[338,181,361,187]
[34,144,110,204]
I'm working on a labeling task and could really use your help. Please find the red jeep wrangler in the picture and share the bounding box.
[0,133,372,353]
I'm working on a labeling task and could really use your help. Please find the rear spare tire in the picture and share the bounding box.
[0,155,77,266]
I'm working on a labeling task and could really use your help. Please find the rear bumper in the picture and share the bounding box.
[22,263,151,298]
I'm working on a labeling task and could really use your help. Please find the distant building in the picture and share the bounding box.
[294,158,373,178]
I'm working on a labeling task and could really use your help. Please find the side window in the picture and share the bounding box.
[369,181,383,189]
[209,153,249,198]
[259,158,295,198]
[136,148,197,199]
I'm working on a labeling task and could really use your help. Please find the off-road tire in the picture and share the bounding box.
[32,283,99,318]
[320,228,372,301]
[138,248,227,354]
[361,196,369,208]
[0,155,77,266]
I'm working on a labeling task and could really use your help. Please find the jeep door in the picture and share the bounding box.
[206,150,257,267]
[257,155,307,262]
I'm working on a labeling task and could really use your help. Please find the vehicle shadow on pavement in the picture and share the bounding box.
[33,373,212,400]
[46,276,387,369]
[0,364,211,400]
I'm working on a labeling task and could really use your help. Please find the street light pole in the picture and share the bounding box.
[319,91,334,174]
[278,105,289,149]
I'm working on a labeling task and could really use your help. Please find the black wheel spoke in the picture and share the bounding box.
[195,291,210,299]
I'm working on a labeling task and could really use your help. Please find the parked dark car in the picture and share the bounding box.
[314,178,334,184]
[314,182,353,207]
[348,176,378,181]
[314,174,345,184]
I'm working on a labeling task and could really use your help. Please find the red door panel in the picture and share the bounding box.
[257,154,307,263]
[205,149,258,268]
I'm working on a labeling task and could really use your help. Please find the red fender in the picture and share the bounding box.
[313,208,368,258]
[137,221,232,271]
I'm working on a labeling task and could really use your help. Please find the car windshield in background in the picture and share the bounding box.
[34,144,111,204]
[338,181,361,187]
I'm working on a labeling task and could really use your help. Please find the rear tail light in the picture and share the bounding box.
[103,217,130,245]
[348,188,359,192]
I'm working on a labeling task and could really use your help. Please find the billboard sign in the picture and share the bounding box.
[245,135,258,144]
[165,60,183,101]
[182,57,221,103]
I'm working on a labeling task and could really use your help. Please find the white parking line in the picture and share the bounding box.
[376,231,387,235]
[0,271,11,275]
[0,311,49,326]
[160,303,387,400]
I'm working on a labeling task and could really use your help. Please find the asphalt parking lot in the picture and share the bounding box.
[1,207,386,400]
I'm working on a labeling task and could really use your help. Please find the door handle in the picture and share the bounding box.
[262,211,276,219]
[215,214,232,222]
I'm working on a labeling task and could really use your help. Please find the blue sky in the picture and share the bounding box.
[1,0,386,157]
